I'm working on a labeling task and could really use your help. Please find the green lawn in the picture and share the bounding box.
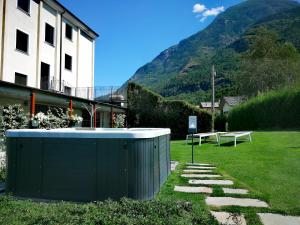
[157,131,300,224]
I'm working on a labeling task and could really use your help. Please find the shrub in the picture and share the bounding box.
[214,114,228,132]
[127,83,212,139]
[228,87,300,130]
[0,104,28,135]
[0,197,217,225]
[113,113,126,128]
[31,108,83,129]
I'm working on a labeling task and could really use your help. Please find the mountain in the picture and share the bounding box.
[124,0,300,104]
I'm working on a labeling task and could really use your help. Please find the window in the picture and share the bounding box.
[45,23,54,45]
[64,86,72,95]
[65,54,72,70]
[15,73,27,86]
[16,30,29,53]
[17,0,30,14]
[65,23,73,40]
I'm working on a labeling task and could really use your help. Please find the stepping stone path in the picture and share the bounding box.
[171,161,179,171]
[181,174,221,178]
[183,169,214,173]
[258,213,300,225]
[223,188,249,195]
[210,211,247,225]
[174,185,213,194]
[206,197,269,208]
[189,179,234,186]
[173,162,297,225]
[186,166,216,169]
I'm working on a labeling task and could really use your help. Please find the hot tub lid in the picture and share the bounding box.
[6,128,171,139]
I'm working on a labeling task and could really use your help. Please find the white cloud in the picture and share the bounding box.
[193,3,206,13]
[203,6,225,17]
[192,4,225,23]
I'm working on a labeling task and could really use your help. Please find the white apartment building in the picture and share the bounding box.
[0,0,98,99]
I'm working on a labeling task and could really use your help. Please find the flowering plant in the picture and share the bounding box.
[113,113,126,128]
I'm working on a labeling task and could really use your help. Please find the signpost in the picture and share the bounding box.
[188,116,197,164]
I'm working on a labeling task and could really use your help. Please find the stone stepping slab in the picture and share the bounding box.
[210,211,247,225]
[171,161,179,171]
[186,163,214,167]
[258,213,300,225]
[223,188,249,195]
[206,197,269,208]
[189,179,234,186]
[181,174,221,178]
[174,185,213,194]
[183,169,214,173]
[186,166,216,170]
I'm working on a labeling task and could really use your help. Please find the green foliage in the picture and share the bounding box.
[0,166,5,182]
[127,83,211,139]
[0,196,216,225]
[0,105,28,134]
[214,114,228,132]
[31,109,83,129]
[228,87,300,130]
[236,27,300,96]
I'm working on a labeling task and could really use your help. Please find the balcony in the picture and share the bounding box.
[40,79,126,106]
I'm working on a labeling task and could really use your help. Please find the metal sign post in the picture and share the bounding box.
[188,116,197,164]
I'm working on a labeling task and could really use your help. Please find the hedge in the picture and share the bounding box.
[127,83,212,139]
[228,87,300,131]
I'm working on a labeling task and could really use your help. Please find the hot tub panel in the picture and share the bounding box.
[6,134,170,202]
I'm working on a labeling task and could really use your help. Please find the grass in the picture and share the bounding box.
[0,131,299,224]
[160,131,300,224]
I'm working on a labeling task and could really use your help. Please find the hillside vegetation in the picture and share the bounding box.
[125,0,300,104]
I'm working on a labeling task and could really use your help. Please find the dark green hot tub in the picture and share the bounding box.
[5,128,171,202]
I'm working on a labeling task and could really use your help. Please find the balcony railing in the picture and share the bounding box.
[40,79,126,106]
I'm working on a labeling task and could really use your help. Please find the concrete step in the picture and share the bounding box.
[181,174,221,178]
[210,211,247,225]
[189,179,234,186]
[258,213,300,225]
[174,185,213,194]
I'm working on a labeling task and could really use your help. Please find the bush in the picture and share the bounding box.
[0,105,28,135]
[228,87,300,130]
[31,108,83,129]
[0,197,216,225]
[127,83,212,139]
[214,114,228,132]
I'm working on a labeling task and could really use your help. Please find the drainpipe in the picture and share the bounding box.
[0,0,7,80]
[59,10,66,92]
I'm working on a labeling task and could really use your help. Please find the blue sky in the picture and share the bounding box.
[59,0,245,86]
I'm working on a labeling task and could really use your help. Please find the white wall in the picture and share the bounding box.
[38,2,57,89]
[2,0,39,88]
[61,18,78,94]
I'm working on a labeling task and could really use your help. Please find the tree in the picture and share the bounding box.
[237,27,300,96]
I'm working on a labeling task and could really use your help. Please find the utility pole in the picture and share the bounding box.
[211,65,216,132]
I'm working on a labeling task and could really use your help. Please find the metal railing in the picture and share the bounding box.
[41,79,127,106]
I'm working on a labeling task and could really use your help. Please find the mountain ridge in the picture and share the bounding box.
[124,0,300,104]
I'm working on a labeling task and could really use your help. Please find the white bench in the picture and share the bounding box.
[186,132,219,146]
[218,132,252,147]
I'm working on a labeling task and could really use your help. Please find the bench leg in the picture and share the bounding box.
[234,137,237,147]
[249,134,252,142]
[199,137,202,146]
[216,134,219,144]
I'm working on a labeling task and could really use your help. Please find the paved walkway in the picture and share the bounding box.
[172,162,300,225]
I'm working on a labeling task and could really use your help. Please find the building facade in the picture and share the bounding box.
[0,0,126,128]
[0,0,97,99]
